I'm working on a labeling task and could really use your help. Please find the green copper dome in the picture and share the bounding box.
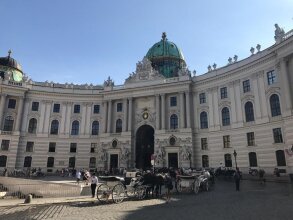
[146,32,186,78]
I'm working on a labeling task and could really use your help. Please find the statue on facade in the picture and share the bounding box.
[97,148,107,162]
[120,146,130,162]
[180,145,192,161]
[274,24,285,42]
[103,76,114,87]
[155,145,165,164]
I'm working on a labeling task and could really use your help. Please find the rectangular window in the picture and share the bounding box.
[93,105,100,114]
[273,128,283,143]
[247,132,255,146]
[90,143,97,153]
[26,142,34,152]
[74,104,80,113]
[117,103,123,112]
[201,138,208,150]
[199,93,206,104]
[223,135,230,148]
[243,80,250,93]
[53,103,60,113]
[8,99,16,109]
[1,140,10,151]
[49,142,56,152]
[170,96,177,107]
[220,87,228,99]
[267,70,276,85]
[70,143,77,153]
[31,102,39,111]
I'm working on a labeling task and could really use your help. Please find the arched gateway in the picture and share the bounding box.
[135,125,154,170]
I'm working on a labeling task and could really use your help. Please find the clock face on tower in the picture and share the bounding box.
[12,69,23,82]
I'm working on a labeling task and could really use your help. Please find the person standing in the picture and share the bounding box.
[164,172,173,203]
[234,168,241,191]
[76,170,81,184]
[90,173,98,198]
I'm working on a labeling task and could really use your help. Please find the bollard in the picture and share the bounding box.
[24,194,32,204]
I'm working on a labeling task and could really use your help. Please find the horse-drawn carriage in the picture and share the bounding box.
[176,170,211,194]
[96,172,151,203]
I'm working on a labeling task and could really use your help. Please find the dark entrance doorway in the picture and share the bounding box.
[135,125,154,170]
[110,154,118,173]
[168,153,178,168]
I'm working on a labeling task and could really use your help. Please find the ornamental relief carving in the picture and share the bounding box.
[265,87,281,96]
[70,115,82,121]
[218,100,231,109]
[28,112,40,119]
[241,94,255,102]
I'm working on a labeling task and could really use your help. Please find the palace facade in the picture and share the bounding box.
[0,25,293,174]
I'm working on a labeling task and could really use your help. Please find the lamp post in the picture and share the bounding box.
[233,150,238,169]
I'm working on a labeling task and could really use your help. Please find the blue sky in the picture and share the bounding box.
[1,0,293,85]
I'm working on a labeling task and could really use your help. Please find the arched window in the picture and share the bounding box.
[245,102,255,122]
[224,154,232,167]
[116,119,122,133]
[170,114,178,129]
[200,112,208,129]
[0,155,7,167]
[3,116,14,131]
[50,120,59,135]
[270,94,281,117]
[24,156,32,168]
[91,121,99,135]
[28,118,37,134]
[47,157,54,168]
[71,120,79,135]
[248,152,258,167]
[222,107,230,126]
[202,155,209,168]
[69,157,75,168]
[89,157,96,168]
[276,150,286,166]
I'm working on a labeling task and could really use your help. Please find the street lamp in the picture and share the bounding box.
[233,150,238,169]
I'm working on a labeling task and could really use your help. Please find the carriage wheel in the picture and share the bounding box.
[194,181,200,194]
[112,184,125,204]
[136,186,146,200]
[176,180,183,193]
[97,184,110,203]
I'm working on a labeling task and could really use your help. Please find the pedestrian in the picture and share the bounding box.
[164,172,173,203]
[259,169,266,184]
[76,170,81,184]
[90,173,98,198]
[233,168,241,191]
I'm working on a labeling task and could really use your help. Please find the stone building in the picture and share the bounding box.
[0,25,293,174]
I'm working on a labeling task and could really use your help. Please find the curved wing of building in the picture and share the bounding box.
[0,24,293,175]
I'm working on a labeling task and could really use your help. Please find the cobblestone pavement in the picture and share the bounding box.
[1,180,293,220]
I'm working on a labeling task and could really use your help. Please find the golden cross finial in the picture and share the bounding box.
[8,49,12,58]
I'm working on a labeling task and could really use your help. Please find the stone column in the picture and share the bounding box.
[193,92,199,130]
[180,92,185,128]
[185,91,191,128]
[207,89,214,128]
[229,82,237,124]
[123,99,128,132]
[43,101,52,134]
[15,96,25,132]
[252,73,261,120]
[0,94,7,130]
[234,80,243,125]
[21,98,30,133]
[155,95,160,130]
[102,101,108,133]
[80,103,87,135]
[107,100,112,133]
[85,103,92,135]
[257,72,269,120]
[128,98,133,131]
[213,88,220,129]
[161,94,165,130]
[280,58,292,113]
[65,102,72,135]
[60,102,67,134]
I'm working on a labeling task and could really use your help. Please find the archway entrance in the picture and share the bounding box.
[135,125,154,170]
